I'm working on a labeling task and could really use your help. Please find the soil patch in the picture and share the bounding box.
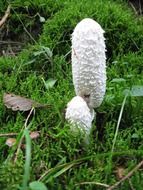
[0,7,44,56]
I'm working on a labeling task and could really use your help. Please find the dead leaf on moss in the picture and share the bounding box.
[6,138,16,147]
[3,93,50,111]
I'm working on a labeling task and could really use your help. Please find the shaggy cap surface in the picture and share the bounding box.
[72,18,106,108]
[65,96,94,135]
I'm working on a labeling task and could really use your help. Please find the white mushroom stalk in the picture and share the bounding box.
[72,18,106,108]
[65,18,106,140]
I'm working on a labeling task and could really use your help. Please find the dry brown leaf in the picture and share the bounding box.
[3,93,50,111]
[30,131,40,139]
[6,138,16,147]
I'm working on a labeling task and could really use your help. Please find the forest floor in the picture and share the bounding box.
[0,0,143,190]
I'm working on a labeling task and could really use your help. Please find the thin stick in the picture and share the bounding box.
[139,0,142,15]
[76,181,109,188]
[24,107,35,128]
[11,8,37,44]
[129,2,138,15]
[0,133,18,137]
[14,108,34,163]
[107,160,143,190]
[0,5,11,27]
[0,40,24,44]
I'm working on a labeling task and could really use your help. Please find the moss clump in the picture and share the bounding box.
[40,0,143,58]
[0,161,24,190]
[0,0,143,189]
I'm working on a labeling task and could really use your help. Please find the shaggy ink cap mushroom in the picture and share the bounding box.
[65,96,94,135]
[71,18,106,108]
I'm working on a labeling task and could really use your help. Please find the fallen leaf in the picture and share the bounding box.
[111,78,126,83]
[42,78,57,90]
[131,85,143,97]
[3,93,50,111]
[29,181,47,190]
[30,131,40,139]
[6,138,16,147]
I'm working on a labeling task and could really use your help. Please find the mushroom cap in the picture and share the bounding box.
[72,18,106,108]
[65,96,94,135]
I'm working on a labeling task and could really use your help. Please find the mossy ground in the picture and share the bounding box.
[0,0,143,189]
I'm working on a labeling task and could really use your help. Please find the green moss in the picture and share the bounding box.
[40,0,143,58]
[0,0,143,189]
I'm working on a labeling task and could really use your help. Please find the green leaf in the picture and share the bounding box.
[29,181,47,190]
[111,78,126,83]
[123,89,131,96]
[39,16,45,23]
[42,78,57,90]
[131,133,139,139]
[33,46,52,58]
[41,46,53,58]
[131,86,143,97]
[53,163,75,178]
[33,50,45,57]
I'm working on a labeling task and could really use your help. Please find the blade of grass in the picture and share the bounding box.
[111,94,128,153]
[39,149,143,183]
[14,108,34,163]
[105,94,128,180]
[76,181,109,188]
[22,128,31,190]
[53,163,75,178]
[39,161,82,183]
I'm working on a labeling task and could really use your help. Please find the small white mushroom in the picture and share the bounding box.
[72,18,106,108]
[65,96,94,137]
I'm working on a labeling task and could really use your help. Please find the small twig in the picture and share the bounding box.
[0,5,11,27]
[0,133,18,137]
[139,0,142,15]
[0,40,24,45]
[76,181,109,188]
[129,2,138,15]
[24,107,35,128]
[11,8,37,44]
[107,160,143,190]
[14,108,34,163]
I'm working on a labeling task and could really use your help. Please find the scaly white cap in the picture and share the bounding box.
[65,96,94,135]
[72,18,106,108]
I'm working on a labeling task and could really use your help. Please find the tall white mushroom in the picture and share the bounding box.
[72,18,106,109]
[65,18,106,139]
